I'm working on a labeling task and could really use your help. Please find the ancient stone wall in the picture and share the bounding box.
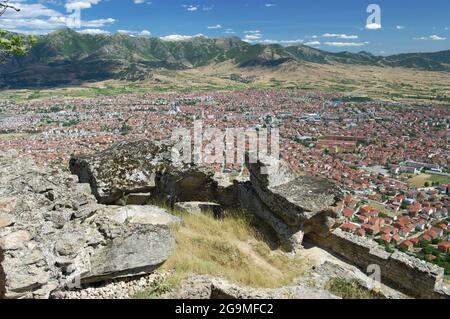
[307,229,447,299]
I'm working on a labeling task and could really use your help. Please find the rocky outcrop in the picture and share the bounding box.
[154,166,217,205]
[307,228,448,299]
[240,153,342,251]
[69,139,219,206]
[2,140,447,300]
[70,141,342,252]
[309,261,409,299]
[165,275,339,299]
[0,150,179,299]
[69,140,166,204]
[246,154,342,225]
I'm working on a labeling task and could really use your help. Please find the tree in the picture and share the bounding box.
[0,1,36,63]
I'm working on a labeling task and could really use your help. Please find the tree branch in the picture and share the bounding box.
[0,1,21,17]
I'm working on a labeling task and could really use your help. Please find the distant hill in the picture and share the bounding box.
[0,28,449,88]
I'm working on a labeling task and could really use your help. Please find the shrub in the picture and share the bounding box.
[325,278,382,299]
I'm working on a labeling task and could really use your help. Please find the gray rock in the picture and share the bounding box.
[0,230,32,250]
[0,197,17,213]
[238,153,342,251]
[69,139,219,205]
[246,153,342,226]
[115,193,152,206]
[0,214,13,228]
[212,173,242,207]
[237,182,304,251]
[69,140,164,204]
[82,225,174,284]
[310,261,409,299]
[0,151,178,299]
[154,165,217,205]
[105,205,182,226]
[165,275,339,299]
[174,202,224,218]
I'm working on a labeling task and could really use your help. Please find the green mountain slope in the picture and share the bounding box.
[0,28,448,88]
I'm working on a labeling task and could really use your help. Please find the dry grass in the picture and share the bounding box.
[2,61,449,104]
[325,278,382,299]
[408,174,433,187]
[160,209,307,289]
[408,174,450,187]
[0,133,31,141]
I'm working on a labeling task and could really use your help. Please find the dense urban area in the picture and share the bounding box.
[1,89,449,276]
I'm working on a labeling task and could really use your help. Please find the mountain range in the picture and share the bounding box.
[0,28,449,88]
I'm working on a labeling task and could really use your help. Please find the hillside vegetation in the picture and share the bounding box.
[0,28,449,91]
[153,208,308,289]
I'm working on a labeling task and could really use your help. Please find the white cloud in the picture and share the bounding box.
[396,25,405,30]
[245,34,262,41]
[182,4,199,12]
[0,0,114,34]
[366,23,382,30]
[207,24,222,29]
[2,2,62,18]
[429,35,447,40]
[253,39,304,45]
[278,39,303,44]
[243,30,263,42]
[322,33,358,39]
[160,33,206,41]
[139,30,151,36]
[324,41,369,47]
[78,28,109,35]
[65,0,102,12]
[264,3,276,7]
[119,29,151,37]
[82,18,115,28]
[304,41,321,46]
[413,35,447,41]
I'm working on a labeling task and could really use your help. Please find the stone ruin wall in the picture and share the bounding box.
[307,228,447,299]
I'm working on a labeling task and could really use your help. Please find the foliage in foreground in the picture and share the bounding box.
[325,278,382,299]
[132,276,179,299]
[0,29,36,63]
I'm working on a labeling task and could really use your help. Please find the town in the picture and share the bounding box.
[1,89,449,276]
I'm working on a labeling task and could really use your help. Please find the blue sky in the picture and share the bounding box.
[1,0,449,54]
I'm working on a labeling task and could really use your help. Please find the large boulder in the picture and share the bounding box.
[154,165,217,205]
[246,153,342,226]
[69,140,167,204]
[237,182,304,251]
[0,151,179,299]
[240,153,342,251]
[69,139,219,205]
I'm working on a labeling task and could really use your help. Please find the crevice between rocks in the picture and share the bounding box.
[0,247,5,299]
